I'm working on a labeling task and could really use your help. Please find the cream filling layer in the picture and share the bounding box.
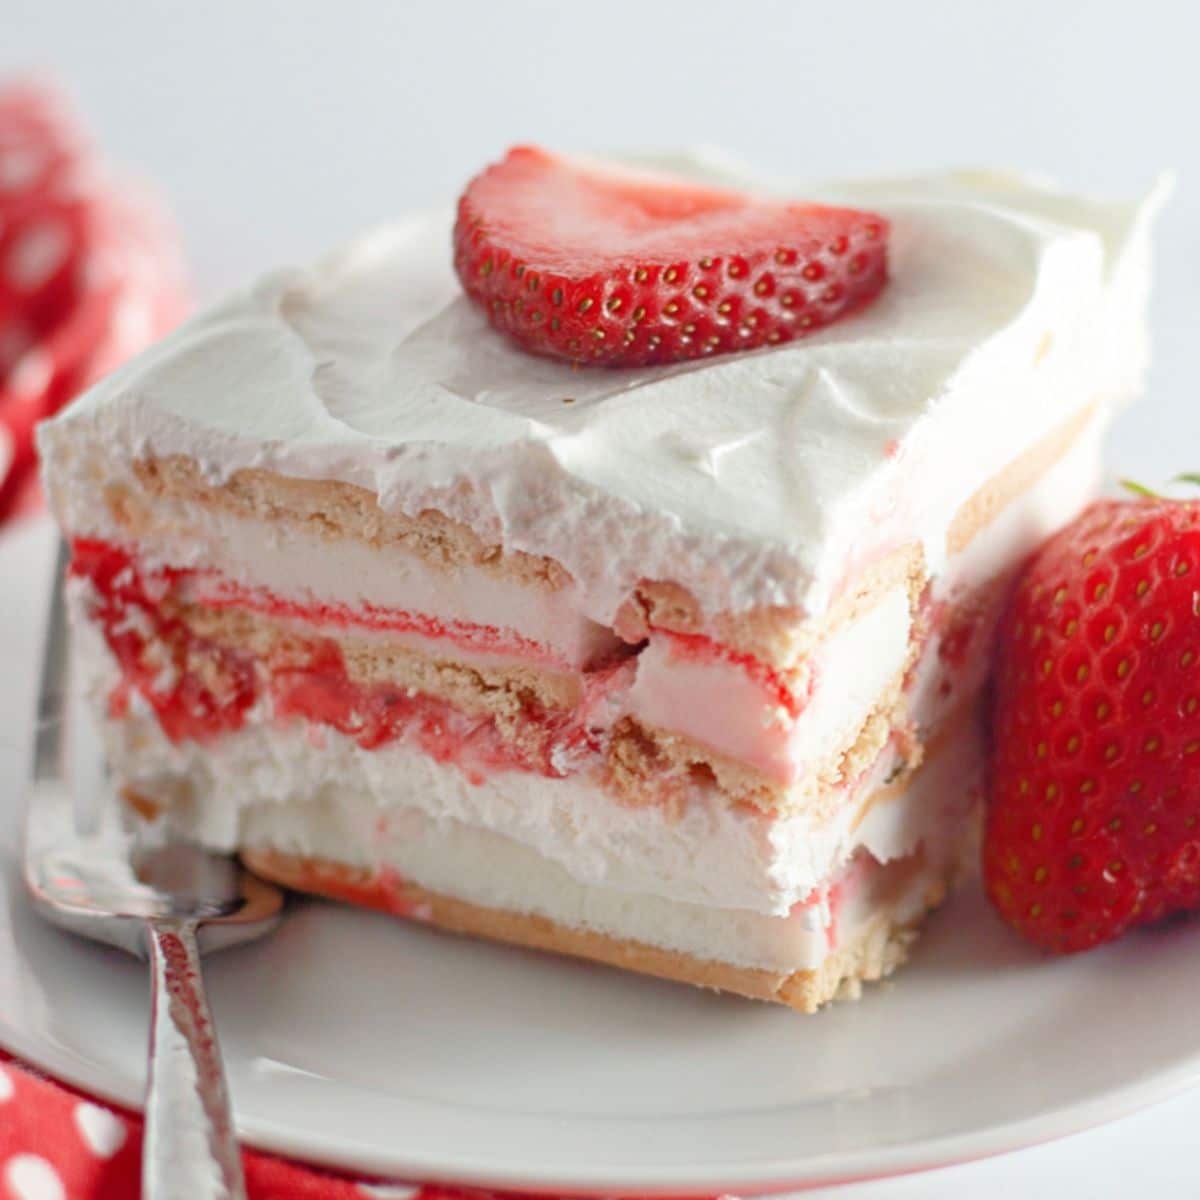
[112,725,976,974]
[235,800,961,973]
[629,585,911,781]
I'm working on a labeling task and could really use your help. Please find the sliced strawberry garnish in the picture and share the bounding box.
[453,146,888,367]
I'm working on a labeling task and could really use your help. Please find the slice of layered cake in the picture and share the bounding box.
[37,150,1163,1010]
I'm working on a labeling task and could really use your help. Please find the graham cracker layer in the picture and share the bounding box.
[614,542,927,668]
[240,846,950,1013]
[180,600,588,712]
[116,455,572,590]
[946,403,1096,556]
[608,663,920,816]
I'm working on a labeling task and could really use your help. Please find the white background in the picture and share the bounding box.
[3,1,1199,1194]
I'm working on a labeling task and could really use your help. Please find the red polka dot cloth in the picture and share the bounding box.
[0,1053,542,1200]
[0,78,187,522]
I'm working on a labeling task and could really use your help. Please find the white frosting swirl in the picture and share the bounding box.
[40,157,1168,622]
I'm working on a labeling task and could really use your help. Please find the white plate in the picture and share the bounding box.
[3,521,1200,1194]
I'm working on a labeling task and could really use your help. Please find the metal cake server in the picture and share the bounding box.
[22,543,285,1200]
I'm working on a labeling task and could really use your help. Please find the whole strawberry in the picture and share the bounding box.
[985,493,1200,953]
[453,146,888,367]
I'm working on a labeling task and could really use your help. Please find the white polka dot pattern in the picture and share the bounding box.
[8,348,52,400]
[73,1102,127,1160]
[3,1155,66,1200]
[0,1066,13,1102]
[6,220,71,291]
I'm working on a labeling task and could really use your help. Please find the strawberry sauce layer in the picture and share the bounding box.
[70,540,611,781]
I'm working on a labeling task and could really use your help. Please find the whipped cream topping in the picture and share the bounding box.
[39,158,1167,622]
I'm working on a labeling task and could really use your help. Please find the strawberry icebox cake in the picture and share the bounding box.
[37,148,1165,1011]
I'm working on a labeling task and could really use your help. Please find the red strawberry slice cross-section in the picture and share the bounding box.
[453,146,889,368]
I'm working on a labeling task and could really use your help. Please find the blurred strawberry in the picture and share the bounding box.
[0,78,187,520]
